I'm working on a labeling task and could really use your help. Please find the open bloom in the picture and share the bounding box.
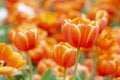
[8,23,38,51]
[62,17,99,48]
[0,43,26,75]
[53,42,76,68]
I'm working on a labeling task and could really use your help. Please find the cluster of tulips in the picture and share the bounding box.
[0,0,120,80]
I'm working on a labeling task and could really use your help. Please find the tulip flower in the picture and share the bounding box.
[0,43,26,75]
[8,23,38,80]
[96,27,115,50]
[62,17,99,80]
[62,17,99,48]
[53,42,76,80]
[97,58,117,76]
[8,23,38,51]
[53,42,76,68]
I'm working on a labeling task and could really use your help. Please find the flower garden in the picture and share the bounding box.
[0,0,120,80]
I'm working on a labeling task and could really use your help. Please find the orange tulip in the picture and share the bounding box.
[8,23,38,51]
[96,27,115,50]
[97,58,117,76]
[53,42,76,68]
[62,17,99,48]
[0,43,26,75]
[96,10,108,33]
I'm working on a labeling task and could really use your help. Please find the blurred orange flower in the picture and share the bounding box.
[53,42,76,68]
[96,27,115,50]
[33,12,60,35]
[97,58,117,76]
[96,10,108,33]
[0,43,26,75]
[62,17,99,48]
[87,1,117,24]
[29,40,45,65]
[30,37,56,65]
[8,23,38,51]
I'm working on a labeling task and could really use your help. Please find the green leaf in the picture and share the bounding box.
[76,71,85,80]
[0,24,11,43]
[41,69,57,80]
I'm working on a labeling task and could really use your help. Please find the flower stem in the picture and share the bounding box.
[64,68,67,80]
[73,47,80,80]
[27,51,32,80]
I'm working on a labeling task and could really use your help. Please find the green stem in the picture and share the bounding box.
[64,68,67,80]
[21,69,26,80]
[89,54,97,80]
[27,52,32,80]
[73,47,80,80]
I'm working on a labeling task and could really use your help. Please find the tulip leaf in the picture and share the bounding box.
[41,68,57,80]
[76,71,85,80]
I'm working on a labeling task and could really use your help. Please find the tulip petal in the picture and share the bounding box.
[13,32,28,51]
[0,66,18,75]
